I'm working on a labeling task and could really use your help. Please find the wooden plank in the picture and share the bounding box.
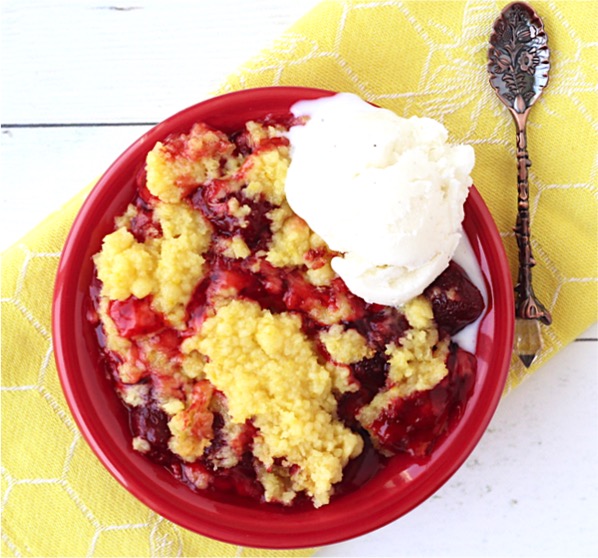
[2,0,319,124]
[0,125,152,249]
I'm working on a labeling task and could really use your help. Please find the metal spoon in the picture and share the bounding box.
[488,1,552,367]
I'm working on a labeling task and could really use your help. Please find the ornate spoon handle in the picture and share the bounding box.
[513,113,551,325]
[488,2,552,367]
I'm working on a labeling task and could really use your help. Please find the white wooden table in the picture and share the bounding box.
[2,2,597,556]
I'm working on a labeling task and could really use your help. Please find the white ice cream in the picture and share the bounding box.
[285,93,475,307]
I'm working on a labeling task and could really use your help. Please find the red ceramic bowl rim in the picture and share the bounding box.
[53,86,514,549]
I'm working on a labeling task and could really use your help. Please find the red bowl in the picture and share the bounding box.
[53,86,514,549]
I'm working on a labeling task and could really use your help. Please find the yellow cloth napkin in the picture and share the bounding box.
[2,1,596,556]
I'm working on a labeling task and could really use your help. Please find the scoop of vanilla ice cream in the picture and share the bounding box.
[285,93,475,307]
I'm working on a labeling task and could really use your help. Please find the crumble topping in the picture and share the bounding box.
[358,297,451,437]
[90,118,484,508]
[95,201,211,327]
[145,123,238,203]
[186,298,362,507]
[320,325,373,365]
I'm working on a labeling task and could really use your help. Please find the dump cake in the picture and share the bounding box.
[89,95,485,508]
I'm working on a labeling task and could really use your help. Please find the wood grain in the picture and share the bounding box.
[2,0,316,124]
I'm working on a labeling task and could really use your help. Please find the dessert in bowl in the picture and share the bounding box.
[53,87,514,548]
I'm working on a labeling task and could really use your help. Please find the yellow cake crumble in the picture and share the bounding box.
[145,123,238,203]
[94,200,211,327]
[243,145,289,206]
[90,118,481,508]
[184,299,363,507]
[320,325,373,365]
[357,297,450,440]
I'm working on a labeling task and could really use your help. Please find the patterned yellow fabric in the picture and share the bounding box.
[2,1,596,556]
